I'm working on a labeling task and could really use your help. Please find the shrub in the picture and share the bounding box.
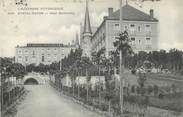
[100,104,108,111]
[131,69,136,74]
[147,85,153,94]
[131,85,135,93]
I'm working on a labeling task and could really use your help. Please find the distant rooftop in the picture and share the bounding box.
[17,43,75,48]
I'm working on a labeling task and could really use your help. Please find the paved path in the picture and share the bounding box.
[15,85,104,117]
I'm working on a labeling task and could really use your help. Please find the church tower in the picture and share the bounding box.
[82,0,92,57]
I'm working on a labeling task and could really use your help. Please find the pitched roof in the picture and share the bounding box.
[109,5,158,22]
[83,0,92,34]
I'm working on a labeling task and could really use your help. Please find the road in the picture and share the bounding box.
[14,85,104,117]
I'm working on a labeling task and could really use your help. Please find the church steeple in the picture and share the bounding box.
[75,32,80,48]
[83,0,92,34]
[81,0,92,57]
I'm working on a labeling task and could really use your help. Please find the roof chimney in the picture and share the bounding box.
[108,8,113,18]
[150,9,154,18]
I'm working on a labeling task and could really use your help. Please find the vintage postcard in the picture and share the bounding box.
[0,0,183,117]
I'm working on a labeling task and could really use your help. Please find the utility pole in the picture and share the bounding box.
[119,0,124,117]
[60,58,62,71]
[98,64,101,106]
[118,1,160,117]
[1,70,4,115]
[86,68,89,102]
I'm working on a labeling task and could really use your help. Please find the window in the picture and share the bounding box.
[130,24,135,34]
[145,25,151,33]
[18,56,22,61]
[130,24,135,27]
[42,56,44,62]
[146,37,151,45]
[25,56,28,62]
[115,24,119,26]
[131,37,135,45]
[146,38,151,40]
[138,26,141,32]
[114,23,120,30]
[33,50,35,56]
[115,23,119,27]
[124,26,128,31]
[131,37,135,41]
[146,25,150,27]
[139,40,141,45]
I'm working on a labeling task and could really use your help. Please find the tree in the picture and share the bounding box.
[6,63,26,78]
[137,73,147,88]
[113,30,133,116]
[77,56,93,101]
[49,62,60,73]
[121,49,183,73]
[66,47,83,97]
[91,48,106,106]
[110,51,119,74]
[113,31,133,62]
[69,61,78,97]
[26,64,35,72]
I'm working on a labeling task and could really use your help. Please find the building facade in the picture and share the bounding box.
[81,4,159,58]
[15,43,76,66]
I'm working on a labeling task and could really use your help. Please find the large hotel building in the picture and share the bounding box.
[80,3,159,58]
[15,43,77,66]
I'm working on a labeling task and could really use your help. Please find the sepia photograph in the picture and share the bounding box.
[0,0,183,117]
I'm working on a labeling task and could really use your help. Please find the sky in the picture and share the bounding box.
[0,0,183,57]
